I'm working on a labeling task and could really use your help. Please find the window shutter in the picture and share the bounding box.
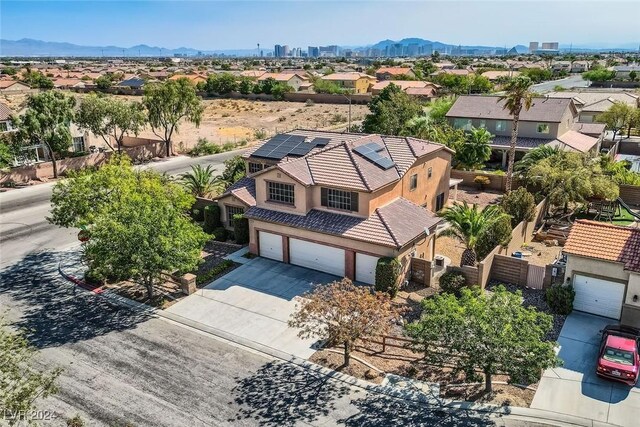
[321,188,328,207]
[350,192,359,212]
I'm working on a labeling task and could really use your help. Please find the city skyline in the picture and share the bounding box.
[1,1,639,52]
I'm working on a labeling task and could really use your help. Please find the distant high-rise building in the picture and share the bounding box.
[274,44,283,57]
[308,46,319,57]
[319,45,339,57]
[283,45,290,57]
[529,42,539,53]
[541,42,559,50]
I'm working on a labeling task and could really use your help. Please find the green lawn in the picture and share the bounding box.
[574,206,636,226]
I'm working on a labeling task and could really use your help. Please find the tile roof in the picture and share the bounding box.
[564,220,640,273]
[0,101,13,121]
[322,72,374,81]
[572,122,606,136]
[376,67,414,75]
[260,130,451,192]
[490,135,552,150]
[546,91,639,109]
[481,70,521,80]
[371,80,428,91]
[548,131,598,153]
[216,177,256,207]
[0,80,28,89]
[446,95,574,122]
[244,197,441,249]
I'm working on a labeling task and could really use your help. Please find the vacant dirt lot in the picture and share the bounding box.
[3,93,369,152]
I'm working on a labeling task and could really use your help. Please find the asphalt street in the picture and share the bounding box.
[0,150,244,268]
[531,74,590,93]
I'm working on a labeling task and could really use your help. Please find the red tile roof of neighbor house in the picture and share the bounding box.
[376,67,414,75]
[0,102,14,121]
[322,72,373,81]
[547,131,599,153]
[244,197,441,249]
[446,95,575,122]
[371,80,428,91]
[564,220,640,273]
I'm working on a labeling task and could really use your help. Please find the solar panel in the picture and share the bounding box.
[375,157,396,170]
[251,134,330,160]
[353,143,396,170]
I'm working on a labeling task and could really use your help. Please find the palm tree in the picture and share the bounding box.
[181,164,217,198]
[456,127,493,170]
[514,145,560,175]
[213,155,246,192]
[439,202,511,266]
[498,76,534,192]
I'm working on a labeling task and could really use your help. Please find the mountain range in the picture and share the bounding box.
[0,38,637,58]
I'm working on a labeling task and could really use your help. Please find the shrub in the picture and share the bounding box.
[233,214,249,244]
[67,415,85,427]
[213,227,228,242]
[222,142,236,151]
[305,99,315,107]
[545,284,575,315]
[204,205,221,233]
[190,138,221,156]
[254,129,267,140]
[438,271,467,296]
[476,213,513,260]
[501,187,536,227]
[375,257,401,297]
[196,259,234,286]
[474,175,491,190]
[191,208,204,222]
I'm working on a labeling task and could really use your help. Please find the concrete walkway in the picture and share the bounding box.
[165,257,339,359]
[532,312,640,427]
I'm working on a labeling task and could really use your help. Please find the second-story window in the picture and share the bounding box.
[410,174,418,191]
[321,188,359,211]
[537,123,550,134]
[453,118,472,131]
[267,181,295,205]
[495,120,507,132]
[248,162,264,174]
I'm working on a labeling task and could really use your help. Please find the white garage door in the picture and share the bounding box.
[259,232,283,262]
[356,253,379,285]
[573,274,625,319]
[289,239,345,277]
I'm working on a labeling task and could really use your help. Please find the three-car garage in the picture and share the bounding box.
[257,231,380,285]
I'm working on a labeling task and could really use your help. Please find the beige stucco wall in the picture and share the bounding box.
[254,168,309,214]
[565,254,630,284]
[449,118,561,139]
[625,273,640,309]
[216,194,247,230]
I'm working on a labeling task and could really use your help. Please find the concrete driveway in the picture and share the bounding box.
[531,312,640,426]
[165,257,339,359]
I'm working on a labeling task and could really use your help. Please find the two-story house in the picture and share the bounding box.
[446,95,604,167]
[375,67,416,81]
[0,102,15,133]
[258,72,310,92]
[214,129,453,284]
[320,73,376,94]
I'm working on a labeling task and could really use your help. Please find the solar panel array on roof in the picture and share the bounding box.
[353,142,396,170]
[251,134,330,160]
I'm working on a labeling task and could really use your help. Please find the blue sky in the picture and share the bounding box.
[1,1,639,50]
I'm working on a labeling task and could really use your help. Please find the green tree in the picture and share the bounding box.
[426,97,455,124]
[514,145,560,175]
[520,68,553,84]
[406,286,560,393]
[204,73,238,95]
[312,79,348,94]
[475,214,512,260]
[143,78,204,157]
[95,75,113,90]
[438,202,511,266]
[48,155,208,299]
[582,68,616,82]
[498,75,534,192]
[629,70,638,82]
[455,127,492,170]
[238,76,254,95]
[214,155,246,191]
[21,70,53,89]
[12,91,76,178]
[362,84,422,135]
[76,94,146,152]
[181,164,217,198]
[271,82,293,100]
[597,102,636,140]
[1,319,62,425]
[527,151,619,212]
[289,278,401,366]
[500,187,536,227]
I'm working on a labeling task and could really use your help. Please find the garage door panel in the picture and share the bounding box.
[356,253,379,285]
[259,232,283,262]
[573,274,625,320]
[289,239,345,277]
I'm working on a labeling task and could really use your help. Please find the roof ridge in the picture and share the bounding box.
[375,208,400,248]
[576,219,638,232]
[344,143,372,191]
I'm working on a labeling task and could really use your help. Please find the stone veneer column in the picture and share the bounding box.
[282,235,290,263]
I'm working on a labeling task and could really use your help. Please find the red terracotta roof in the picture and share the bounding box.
[564,220,640,272]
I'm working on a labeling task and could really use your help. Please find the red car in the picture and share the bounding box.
[596,325,640,386]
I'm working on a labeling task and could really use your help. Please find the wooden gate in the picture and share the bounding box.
[527,264,546,289]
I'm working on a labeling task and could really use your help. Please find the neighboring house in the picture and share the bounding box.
[240,70,266,79]
[320,72,376,94]
[430,69,471,77]
[0,80,31,93]
[570,61,590,73]
[547,90,639,123]
[375,67,416,81]
[446,95,603,166]
[563,220,640,327]
[370,80,439,99]
[52,78,87,89]
[116,77,146,89]
[214,129,454,285]
[480,70,520,81]
[0,102,15,133]
[168,74,207,85]
[612,65,640,79]
[257,72,309,91]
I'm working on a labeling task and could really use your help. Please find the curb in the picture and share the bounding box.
[57,265,617,427]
